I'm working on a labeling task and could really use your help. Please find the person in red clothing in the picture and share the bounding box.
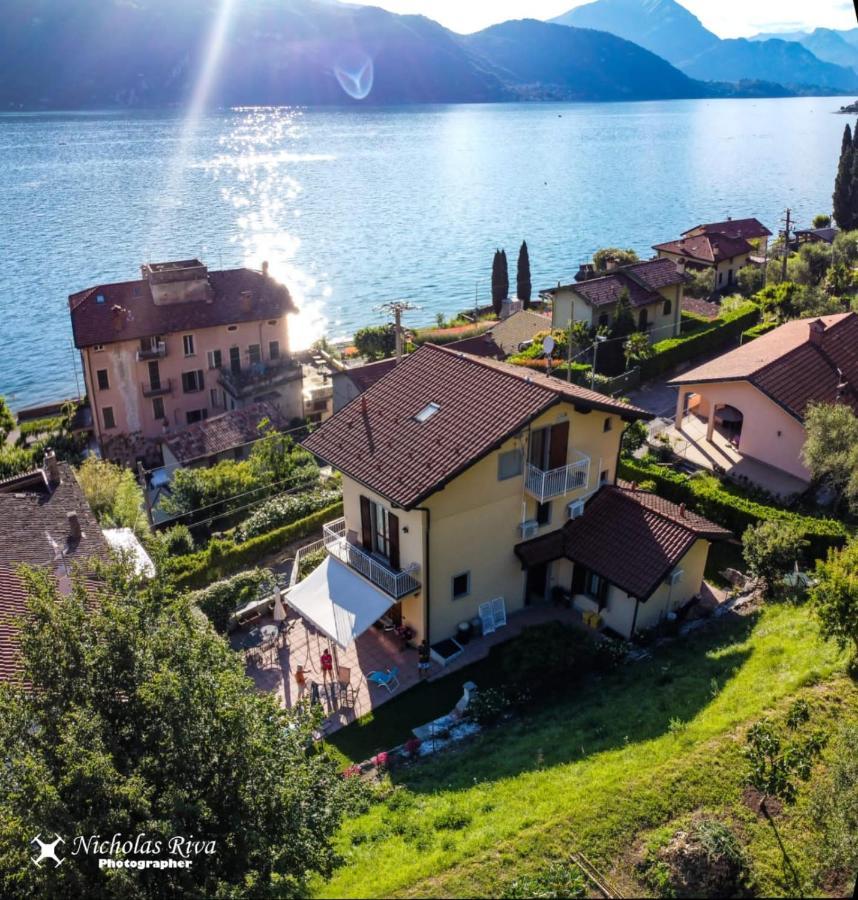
[320,648,334,682]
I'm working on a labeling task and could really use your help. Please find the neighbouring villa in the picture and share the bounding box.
[69,259,302,466]
[653,216,771,293]
[668,312,858,495]
[543,257,687,342]
[298,344,727,660]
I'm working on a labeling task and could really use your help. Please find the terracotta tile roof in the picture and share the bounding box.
[0,462,110,569]
[794,227,838,244]
[69,267,295,348]
[0,566,103,685]
[303,344,652,509]
[671,313,858,420]
[542,258,685,309]
[446,333,505,359]
[164,401,285,465]
[343,358,399,394]
[653,233,753,265]
[515,484,730,600]
[682,217,772,240]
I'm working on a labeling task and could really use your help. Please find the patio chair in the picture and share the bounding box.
[367,667,400,694]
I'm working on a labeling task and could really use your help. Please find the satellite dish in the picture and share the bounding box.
[542,335,556,357]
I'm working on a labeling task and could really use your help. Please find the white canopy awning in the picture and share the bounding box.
[286,557,394,649]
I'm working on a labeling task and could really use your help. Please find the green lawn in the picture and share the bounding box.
[314,603,855,898]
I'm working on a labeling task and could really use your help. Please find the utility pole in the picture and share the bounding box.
[781,208,792,282]
[590,336,607,390]
[377,300,419,363]
[138,460,154,528]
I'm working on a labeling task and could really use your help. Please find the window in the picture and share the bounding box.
[181,370,204,393]
[182,334,196,357]
[93,344,104,352]
[96,294,106,304]
[248,344,261,366]
[598,313,609,327]
[359,496,400,568]
[210,388,224,409]
[148,361,161,391]
[536,501,551,526]
[267,320,278,326]
[638,308,648,330]
[600,469,609,485]
[152,397,165,420]
[452,572,470,600]
[497,449,523,481]
[269,340,280,360]
[186,409,208,425]
[207,349,222,370]
[718,271,724,286]
[663,298,672,316]
[96,369,109,391]
[229,346,241,374]
[414,402,440,423]
[102,406,116,430]
[586,571,604,598]
[370,501,392,560]
[227,325,238,332]
[603,416,612,432]
[312,399,328,412]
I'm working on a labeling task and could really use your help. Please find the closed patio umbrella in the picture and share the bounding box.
[273,590,287,623]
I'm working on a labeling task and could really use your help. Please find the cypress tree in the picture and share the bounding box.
[517,240,532,308]
[491,249,504,315]
[500,249,509,303]
[833,122,856,229]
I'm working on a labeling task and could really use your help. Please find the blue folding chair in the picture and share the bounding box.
[367,667,400,694]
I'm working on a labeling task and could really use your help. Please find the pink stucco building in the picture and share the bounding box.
[69,259,303,465]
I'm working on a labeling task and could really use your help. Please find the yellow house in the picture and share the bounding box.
[543,258,685,344]
[298,345,728,657]
[653,217,771,293]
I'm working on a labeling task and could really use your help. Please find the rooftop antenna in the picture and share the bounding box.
[376,300,420,363]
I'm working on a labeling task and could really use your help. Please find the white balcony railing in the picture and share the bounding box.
[525,452,590,503]
[322,518,420,600]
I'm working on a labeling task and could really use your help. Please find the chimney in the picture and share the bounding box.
[43,449,60,486]
[679,503,686,518]
[575,263,596,283]
[605,258,618,272]
[361,396,368,417]
[262,260,269,277]
[67,511,82,542]
[630,481,637,492]
[111,304,127,332]
[808,319,826,345]
[676,258,686,275]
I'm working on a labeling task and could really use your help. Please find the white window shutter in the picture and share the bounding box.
[479,600,496,635]
[491,597,507,628]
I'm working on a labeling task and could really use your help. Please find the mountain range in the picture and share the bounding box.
[552,0,858,91]
[0,0,854,109]
[750,27,858,71]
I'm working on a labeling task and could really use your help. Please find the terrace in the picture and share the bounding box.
[524,450,590,503]
[218,357,302,399]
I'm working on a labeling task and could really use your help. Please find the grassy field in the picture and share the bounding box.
[314,602,855,898]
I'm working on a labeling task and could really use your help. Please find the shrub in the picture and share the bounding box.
[0,445,38,479]
[740,320,777,342]
[465,687,512,726]
[354,324,396,360]
[167,502,344,590]
[503,862,587,899]
[190,568,276,633]
[235,488,342,541]
[432,808,471,831]
[75,457,148,537]
[685,267,715,299]
[640,303,759,380]
[618,457,847,560]
[412,323,493,347]
[742,520,809,596]
[156,524,195,556]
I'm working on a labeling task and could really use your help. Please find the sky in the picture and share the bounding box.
[346,0,858,37]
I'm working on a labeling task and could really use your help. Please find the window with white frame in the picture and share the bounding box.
[182,334,196,356]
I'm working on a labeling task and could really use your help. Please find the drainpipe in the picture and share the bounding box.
[415,505,431,645]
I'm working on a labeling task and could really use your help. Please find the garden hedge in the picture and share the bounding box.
[640,303,760,380]
[167,501,343,591]
[740,320,778,343]
[619,457,847,560]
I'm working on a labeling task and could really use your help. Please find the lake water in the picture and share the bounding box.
[0,97,848,408]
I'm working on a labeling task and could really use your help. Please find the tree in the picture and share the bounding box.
[812,213,832,228]
[247,420,318,487]
[516,241,532,308]
[801,402,858,513]
[592,247,638,272]
[832,122,857,230]
[621,419,649,455]
[737,264,764,297]
[623,332,653,369]
[684,267,715,299]
[0,395,14,442]
[491,249,505,315]
[742,520,808,595]
[823,261,854,297]
[755,281,802,322]
[353,324,396,361]
[76,457,148,537]
[809,538,858,657]
[0,562,357,898]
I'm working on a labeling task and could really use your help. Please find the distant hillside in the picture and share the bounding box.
[750,28,858,72]
[681,38,858,92]
[463,19,703,101]
[552,0,858,92]
[550,0,718,67]
[0,0,715,108]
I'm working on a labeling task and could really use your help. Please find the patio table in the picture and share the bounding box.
[243,623,279,649]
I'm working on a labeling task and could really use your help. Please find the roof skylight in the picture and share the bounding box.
[414,402,440,423]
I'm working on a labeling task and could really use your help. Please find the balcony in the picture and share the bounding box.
[136,341,167,362]
[141,378,173,398]
[218,357,302,399]
[525,451,590,503]
[322,518,420,600]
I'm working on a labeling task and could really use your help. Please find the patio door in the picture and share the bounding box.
[525,562,549,605]
[530,422,568,471]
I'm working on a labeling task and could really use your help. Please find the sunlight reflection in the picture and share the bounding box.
[334,51,374,101]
